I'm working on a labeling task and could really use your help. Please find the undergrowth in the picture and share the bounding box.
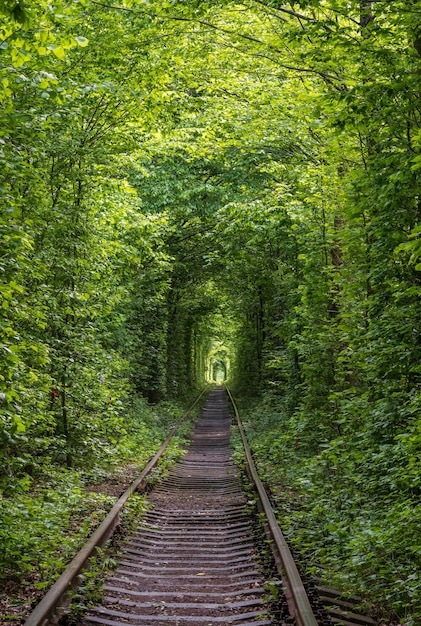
[234,392,420,626]
[0,393,197,615]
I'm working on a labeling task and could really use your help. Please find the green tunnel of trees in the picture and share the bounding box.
[1,0,420,623]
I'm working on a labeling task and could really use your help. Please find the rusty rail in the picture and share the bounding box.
[83,386,276,626]
[24,387,207,626]
[226,386,319,626]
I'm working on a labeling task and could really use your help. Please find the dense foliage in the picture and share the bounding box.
[1,1,420,623]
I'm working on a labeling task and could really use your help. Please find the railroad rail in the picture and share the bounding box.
[25,387,377,626]
[226,388,377,626]
[24,388,207,626]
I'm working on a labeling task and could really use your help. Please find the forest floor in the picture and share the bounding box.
[0,449,403,626]
[0,464,142,626]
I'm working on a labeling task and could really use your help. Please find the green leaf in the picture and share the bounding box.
[74,36,89,47]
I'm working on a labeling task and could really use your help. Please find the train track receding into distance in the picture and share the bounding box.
[25,387,378,626]
[83,387,281,626]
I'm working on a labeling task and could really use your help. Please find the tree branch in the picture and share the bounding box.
[91,0,344,86]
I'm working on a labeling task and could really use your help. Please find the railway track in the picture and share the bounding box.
[84,388,277,626]
[25,387,378,626]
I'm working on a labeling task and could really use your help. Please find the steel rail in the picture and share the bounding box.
[24,387,208,626]
[226,386,319,626]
